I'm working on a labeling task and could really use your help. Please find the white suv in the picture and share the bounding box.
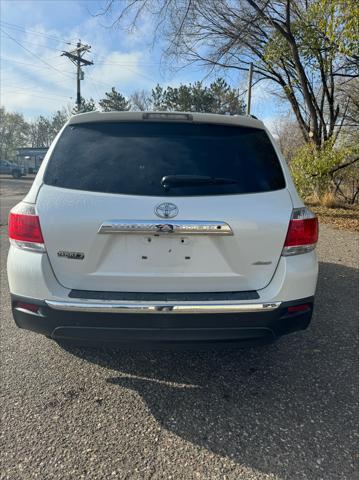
[7,111,318,347]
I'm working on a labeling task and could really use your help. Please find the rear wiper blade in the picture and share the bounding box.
[161,175,238,189]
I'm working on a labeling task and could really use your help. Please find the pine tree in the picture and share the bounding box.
[72,97,97,114]
[99,87,131,111]
[149,79,244,114]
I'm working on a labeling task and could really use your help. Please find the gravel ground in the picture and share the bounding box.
[0,179,358,479]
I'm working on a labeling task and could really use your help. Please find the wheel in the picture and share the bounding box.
[12,170,21,179]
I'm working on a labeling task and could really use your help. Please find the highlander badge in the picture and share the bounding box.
[57,251,85,260]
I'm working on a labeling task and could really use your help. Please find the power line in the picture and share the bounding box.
[0,20,77,45]
[2,25,156,102]
[2,83,72,98]
[1,54,111,95]
[2,83,73,97]
[92,53,160,67]
[80,74,119,91]
[2,65,77,93]
[95,62,159,67]
[0,28,74,79]
[1,88,73,101]
[93,57,160,66]
[0,33,65,53]
[90,54,156,83]
[125,65,155,83]
[90,59,155,83]
[86,71,102,98]
[0,56,74,74]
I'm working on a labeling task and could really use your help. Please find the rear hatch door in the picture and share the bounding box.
[37,120,291,292]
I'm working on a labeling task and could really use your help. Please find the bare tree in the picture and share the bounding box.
[130,90,152,111]
[337,78,359,131]
[273,115,305,161]
[99,0,358,148]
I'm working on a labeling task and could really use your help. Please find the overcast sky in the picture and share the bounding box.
[0,0,288,131]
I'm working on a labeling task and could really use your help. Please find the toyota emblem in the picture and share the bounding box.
[154,202,179,219]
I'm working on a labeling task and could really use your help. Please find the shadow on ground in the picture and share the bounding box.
[63,262,358,478]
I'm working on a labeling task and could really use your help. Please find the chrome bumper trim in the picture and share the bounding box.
[98,220,233,235]
[45,300,281,314]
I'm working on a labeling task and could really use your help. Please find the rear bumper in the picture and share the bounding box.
[11,295,314,348]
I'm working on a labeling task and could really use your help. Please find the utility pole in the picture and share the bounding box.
[234,62,255,115]
[62,41,93,112]
[246,62,253,116]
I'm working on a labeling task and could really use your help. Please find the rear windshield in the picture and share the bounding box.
[44,121,285,196]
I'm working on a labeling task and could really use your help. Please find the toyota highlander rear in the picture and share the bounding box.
[7,111,318,347]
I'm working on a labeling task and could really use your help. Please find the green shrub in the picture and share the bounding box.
[290,140,354,199]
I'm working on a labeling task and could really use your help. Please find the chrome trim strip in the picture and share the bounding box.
[98,220,233,235]
[15,307,44,317]
[45,300,281,314]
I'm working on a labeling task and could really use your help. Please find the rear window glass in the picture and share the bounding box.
[44,122,285,196]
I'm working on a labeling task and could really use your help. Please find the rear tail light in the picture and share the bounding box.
[8,203,45,252]
[282,207,318,256]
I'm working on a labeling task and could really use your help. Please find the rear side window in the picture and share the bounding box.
[44,122,285,196]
